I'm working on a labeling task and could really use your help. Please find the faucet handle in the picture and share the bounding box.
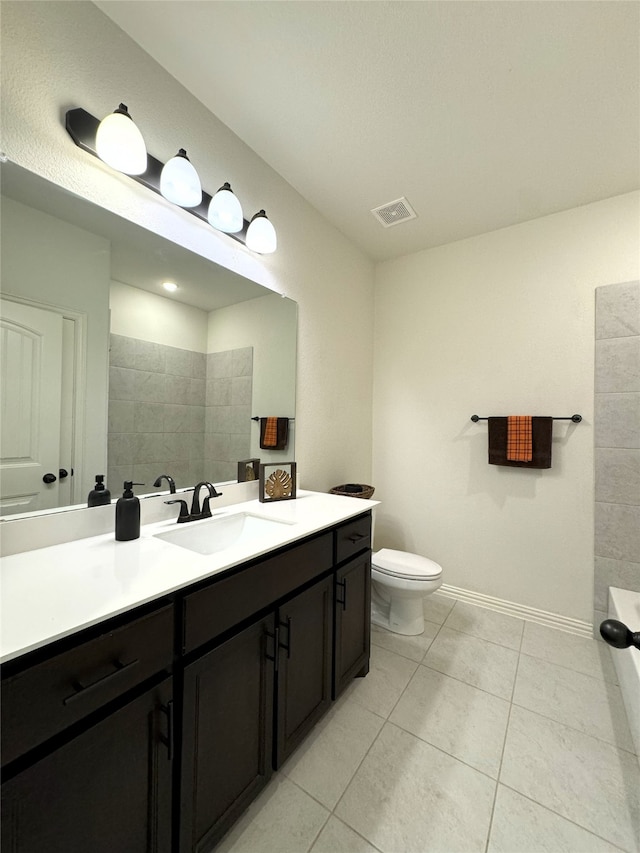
[165,499,190,523]
[201,491,223,519]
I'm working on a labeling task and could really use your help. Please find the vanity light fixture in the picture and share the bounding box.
[160,149,202,207]
[65,107,277,254]
[208,182,243,233]
[245,210,277,254]
[162,281,179,292]
[95,104,147,175]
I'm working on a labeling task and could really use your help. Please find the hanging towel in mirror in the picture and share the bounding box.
[260,417,289,450]
[488,417,553,468]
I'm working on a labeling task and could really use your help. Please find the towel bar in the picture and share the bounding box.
[251,416,295,421]
[470,414,582,423]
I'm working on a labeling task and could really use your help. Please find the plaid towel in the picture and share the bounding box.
[507,416,532,462]
[262,417,278,448]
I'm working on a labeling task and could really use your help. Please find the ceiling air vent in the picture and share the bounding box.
[371,197,417,228]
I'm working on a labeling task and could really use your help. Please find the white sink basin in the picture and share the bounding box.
[153,512,292,556]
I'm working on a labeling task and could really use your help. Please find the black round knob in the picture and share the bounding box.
[599,619,633,649]
[59,468,69,480]
[42,473,57,484]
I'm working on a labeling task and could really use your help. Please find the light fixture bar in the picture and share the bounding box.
[65,107,252,246]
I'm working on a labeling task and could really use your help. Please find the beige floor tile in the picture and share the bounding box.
[423,626,519,700]
[444,601,524,650]
[309,816,381,853]
[514,653,635,752]
[390,666,510,778]
[488,785,624,853]
[215,775,329,853]
[371,620,440,662]
[422,592,456,625]
[282,694,384,809]
[500,705,640,852]
[345,644,418,718]
[521,621,619,684]
[336,722,496,853]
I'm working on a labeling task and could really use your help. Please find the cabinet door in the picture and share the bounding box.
[275,574,333,767]
[180,613,275,853]
[1,677,173,853]
[334,553,371,699]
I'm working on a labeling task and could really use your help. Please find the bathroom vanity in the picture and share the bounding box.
[0,492,373,852]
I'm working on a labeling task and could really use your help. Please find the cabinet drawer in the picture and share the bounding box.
[183,532,333,654]
[335,513,371,564]
[1,604,173,766]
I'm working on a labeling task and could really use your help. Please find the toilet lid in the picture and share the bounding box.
[372,548,442,580]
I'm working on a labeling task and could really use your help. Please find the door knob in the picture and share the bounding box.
[59,468,69,480]
[43,473,57,484]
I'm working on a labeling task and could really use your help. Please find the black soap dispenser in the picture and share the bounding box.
[115,481,143,541]
[88,474,111,507]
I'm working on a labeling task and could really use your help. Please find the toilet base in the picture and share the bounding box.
[371,586,425,636]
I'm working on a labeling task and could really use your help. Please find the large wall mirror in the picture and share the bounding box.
[0,162,297,518]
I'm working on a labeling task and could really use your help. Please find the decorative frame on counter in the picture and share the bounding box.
[258,462,297,503]
[237,458,261,482]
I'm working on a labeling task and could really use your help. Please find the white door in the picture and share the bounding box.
[0,299,63,514]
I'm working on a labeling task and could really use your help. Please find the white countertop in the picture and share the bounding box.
[0,491,377,664]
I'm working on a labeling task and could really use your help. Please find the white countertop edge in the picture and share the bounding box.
[0,491,378,664]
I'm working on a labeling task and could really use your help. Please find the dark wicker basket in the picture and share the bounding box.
[329,483,375,500]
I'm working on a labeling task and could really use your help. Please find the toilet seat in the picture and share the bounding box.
[372,548,442,581]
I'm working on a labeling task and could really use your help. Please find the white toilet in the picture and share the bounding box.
[371,548,443,635]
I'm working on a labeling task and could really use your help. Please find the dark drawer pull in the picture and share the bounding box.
[336,578,347,611]
[347,532,366,543]
[160,700,174,761]
[62,658,139,705]
[279,617,292,659]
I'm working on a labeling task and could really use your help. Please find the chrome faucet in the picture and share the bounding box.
[190,481,223,520]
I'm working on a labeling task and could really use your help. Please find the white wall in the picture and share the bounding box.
[1,0,374,492]
[208,293,297,460]
[110,281,208,351]
[373,192,640,623]
[1,195,110,501]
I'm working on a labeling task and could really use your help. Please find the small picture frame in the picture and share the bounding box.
[237,458,260,482]
[258,461,297,503]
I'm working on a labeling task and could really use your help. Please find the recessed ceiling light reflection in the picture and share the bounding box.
[162,281,179,293]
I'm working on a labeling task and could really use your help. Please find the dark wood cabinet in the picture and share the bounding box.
[1,677,173,853]
[275,574,333,767]
[180,614,275,853]
[334,552,371,699]
[2,510,372,853]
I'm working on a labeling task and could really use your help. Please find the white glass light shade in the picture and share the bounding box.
[95,104,147,175]
[160,149,202,207]
[245,210,277,254]
[207,183,244,233]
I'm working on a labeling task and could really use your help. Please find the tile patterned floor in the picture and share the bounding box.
[216,595,640,853]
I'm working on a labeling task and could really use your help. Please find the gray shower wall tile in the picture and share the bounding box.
[208,350,233,379]
[192,352,206,380]
[189,406,205,435]
[232,347,253,377]
[109,334,137,368]
[108,433,135,467]
[135,340,165,373]
[595,448,640,505]
[164,404,191,434]
[207,378,231,406]
[230,405,252,434]
[189,378,206,407]
[165,345,193,378]
[108,400,134,434]
[135,370,166,404]
[595,337,640,393]
[594,556,640,611]
[109,367,136,401]
[594,393,640,448]
[595,281,640,340]
[595,502,640,563]
[133,433,165,464]
[231,376,253,406]
[134,402,165,433]
[164,374,190,405]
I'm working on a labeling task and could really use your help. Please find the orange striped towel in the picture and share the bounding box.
[262,417,278,448]
[507,416,532,462]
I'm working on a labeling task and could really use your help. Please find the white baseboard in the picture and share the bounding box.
[438,583,593,639]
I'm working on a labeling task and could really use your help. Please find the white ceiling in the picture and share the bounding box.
[96,1,639,262]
